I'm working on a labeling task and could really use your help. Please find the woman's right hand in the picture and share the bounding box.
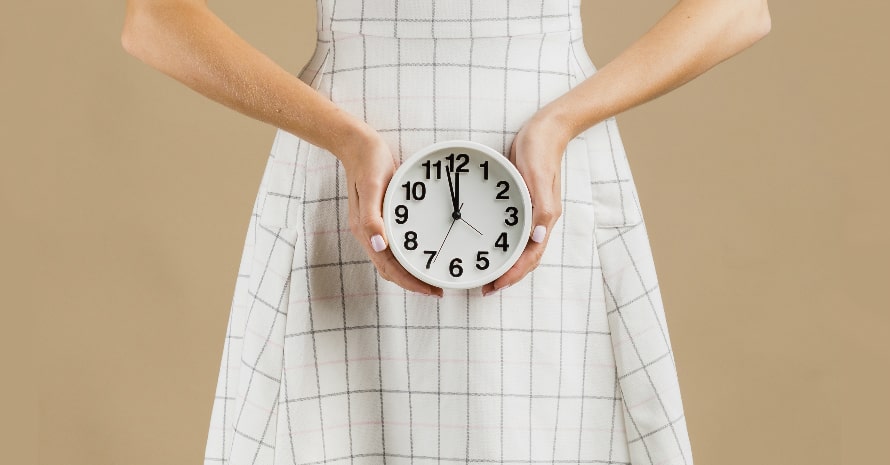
[119,1,441,297]
[336,128,445,298]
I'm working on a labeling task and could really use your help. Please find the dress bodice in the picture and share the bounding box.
[314,0,584,38]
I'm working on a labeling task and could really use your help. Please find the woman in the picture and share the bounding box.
[122,1,770,464]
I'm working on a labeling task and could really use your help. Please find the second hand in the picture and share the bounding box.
[432,218,456,264]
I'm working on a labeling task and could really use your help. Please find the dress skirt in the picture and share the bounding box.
[204,1,695,464]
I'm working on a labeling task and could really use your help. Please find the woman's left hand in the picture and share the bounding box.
[481,112,573,296]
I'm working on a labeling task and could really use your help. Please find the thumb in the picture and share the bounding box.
[528,176,560,245]
[358,178,388,253]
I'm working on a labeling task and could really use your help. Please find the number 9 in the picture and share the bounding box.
[395,204,408,224]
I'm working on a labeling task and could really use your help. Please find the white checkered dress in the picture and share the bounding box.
[204,1,695,464]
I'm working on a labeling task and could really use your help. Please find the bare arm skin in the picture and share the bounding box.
[481,0,771,296]
[121,0,363,156]
[121,0,445,297]
[546,0,772,141]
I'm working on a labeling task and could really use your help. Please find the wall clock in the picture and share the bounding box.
[382,140,532,289]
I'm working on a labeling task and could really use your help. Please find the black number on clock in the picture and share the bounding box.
[495,232,509,251]
[495,180,510,199]
[423,250,436,269]
[475,251,490,270]
[504,206,518,226]
[421,159,442,180]
[402,181,426,200]
[404,230,418,250]
[449,258,464,277]
[395,204,408,224]
[445,153,469,173]
[480,161,489,180]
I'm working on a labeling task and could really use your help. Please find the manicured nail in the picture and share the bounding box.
[531,225,546,243]
[483,283,510,297]
[370,234,386,252]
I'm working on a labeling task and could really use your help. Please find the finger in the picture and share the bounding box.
[346,176,362,241]
[353,188,441,297]
[481,235,545,295]
[482,177,560,297]
[528,171,561,235]
[352,173,389,257]
[509,132,561,248]
[348,174,395,283]
[353,171,443,297]
[373,249,444,297]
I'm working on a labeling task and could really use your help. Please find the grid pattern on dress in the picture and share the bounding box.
[204,1,694,464]
[318,0,584,39]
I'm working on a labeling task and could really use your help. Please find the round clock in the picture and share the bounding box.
[382,140,533,289]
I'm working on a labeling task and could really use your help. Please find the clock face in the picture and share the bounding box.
[383,140,532,289]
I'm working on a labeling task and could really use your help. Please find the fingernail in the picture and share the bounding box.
[531,225,546,243]
[483,283,510,297]
[370,234,386,252]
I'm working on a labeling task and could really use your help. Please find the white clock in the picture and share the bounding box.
[383,140,533,289]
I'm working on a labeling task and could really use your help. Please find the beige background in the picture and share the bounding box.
[2,1,885,464]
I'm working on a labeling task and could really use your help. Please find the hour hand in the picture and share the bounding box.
[457,202,482,235]
[444,166,460,219]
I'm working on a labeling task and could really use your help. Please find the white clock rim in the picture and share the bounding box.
[382,139,532,290]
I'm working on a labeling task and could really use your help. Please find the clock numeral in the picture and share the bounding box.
[404,230,418,250]
[449,258,464,277]
[480,161,489,180]
[402,181,426,201]
[495,232,509,251]
[495,180,510,199]
[504,206,518,226]
[395,204,408,224]
[423,250,436,269]
[475,251,490,270]
[445,153,469,173]
[421,160,442,180]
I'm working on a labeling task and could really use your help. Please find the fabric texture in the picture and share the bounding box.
[204,1,695,464]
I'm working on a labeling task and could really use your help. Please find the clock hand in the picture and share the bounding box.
[456,202,483,235]
[460,218,483,235]
[432,218,457,264]
[444,165,460,219]
[455,163,461,214]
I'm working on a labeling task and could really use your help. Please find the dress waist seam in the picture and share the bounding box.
[316,26,584,41]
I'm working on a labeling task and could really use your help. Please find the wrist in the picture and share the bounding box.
[530,103,578,147]
[325,115,381,165]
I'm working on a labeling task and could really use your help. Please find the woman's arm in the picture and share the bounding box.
[542,0,772,139]
[121,0,373,155]
[482,0,771,296]
[121,0,445,297]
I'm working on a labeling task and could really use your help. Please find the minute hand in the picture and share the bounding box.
[445,166,460,218]
[455,163,461,215]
